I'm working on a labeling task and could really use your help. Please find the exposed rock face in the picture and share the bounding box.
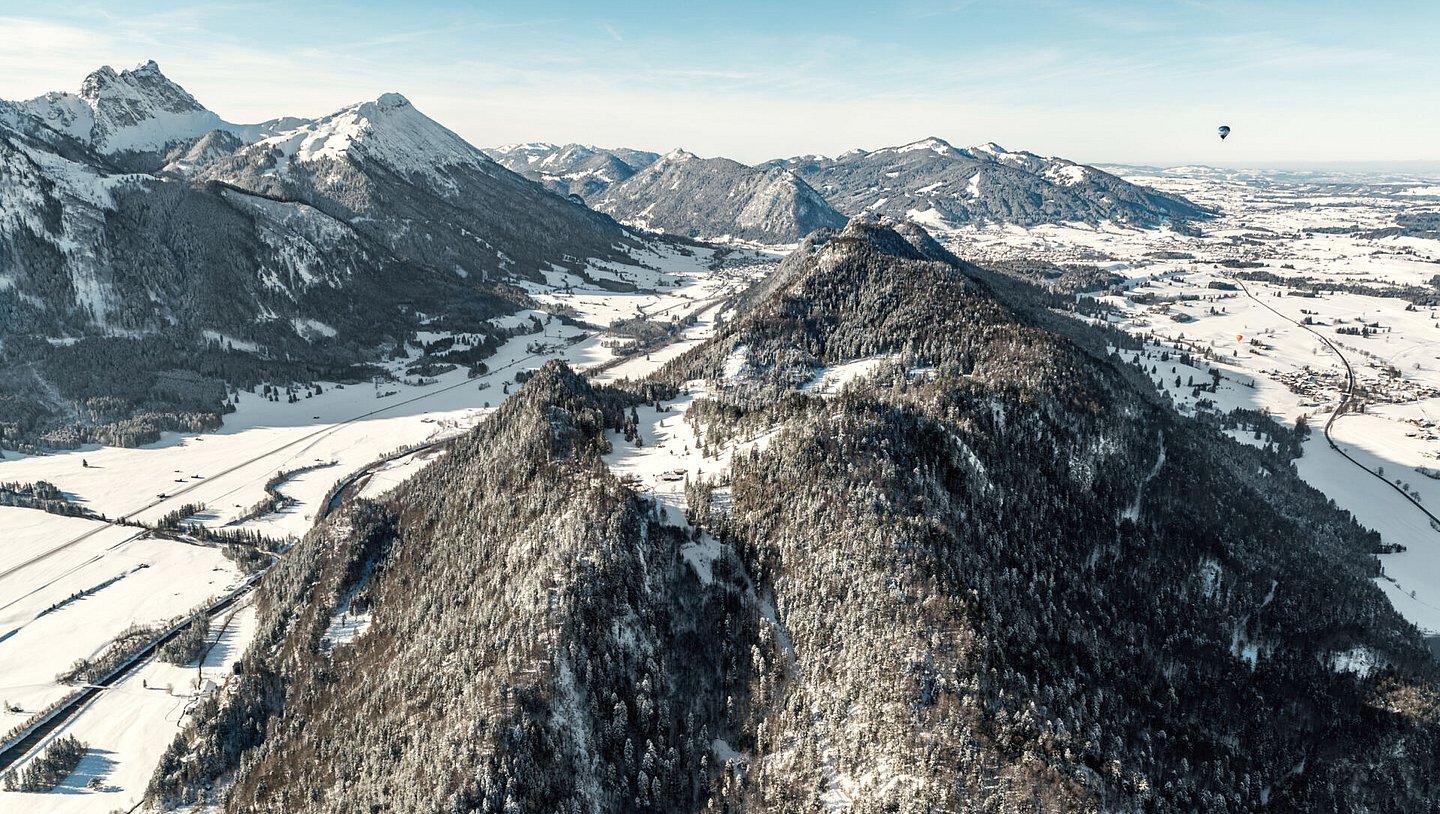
[18,60,229,159]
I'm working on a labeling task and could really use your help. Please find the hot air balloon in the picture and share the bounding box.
[1218,125,1231,141]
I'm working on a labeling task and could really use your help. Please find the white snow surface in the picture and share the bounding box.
[893,137,954,155]
[16,61,234,155]
[801,356,902,396]
[601,378,777,586]
[291,316,338,339]
[1328,646,1380,678]
[0,244,775,810]
[951,165,1440,634]
[2,603,256,814]
[252,92,487,186]
[322,572,373,651]
[904,207,952,232]
[0,507,244,719]
[1046,163,1089,186]
[966,172,982,198]
[721,345,750,382]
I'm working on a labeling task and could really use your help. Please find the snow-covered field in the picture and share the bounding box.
[937,167,1440,636]
[0,513,234,716]
[0,241,775,809]
[9,164,1438,806]
[4,604,256,814]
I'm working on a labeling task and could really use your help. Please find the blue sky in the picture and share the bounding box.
[0,0,1435,166]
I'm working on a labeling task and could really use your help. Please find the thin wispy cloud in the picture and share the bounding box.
[1046,0,1170,33]
[0,0,1433,164]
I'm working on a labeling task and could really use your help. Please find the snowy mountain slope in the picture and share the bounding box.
[11,60,317,178]
[0,121,435,358]
[487,141,849,244]
[154,220,1440,813]
[589,148,847,244]
[159,129,245,175]
[15,60,248,167]
[0,62,645,449]
[484,142,661,198]
[193,92,636,285]
[0,127,145,335]
[488,142,661,175]
[0,78,465,344]
[489,136,1205,238]
[242,93,488,186]
[773,136,1210,229]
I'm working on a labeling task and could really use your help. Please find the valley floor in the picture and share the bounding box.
[7,166,1440,810]
[0,242,775,811]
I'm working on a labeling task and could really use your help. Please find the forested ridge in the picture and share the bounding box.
[150,366,754,813]
[151,218,1439,812]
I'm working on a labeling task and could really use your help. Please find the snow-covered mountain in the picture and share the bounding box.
[0,62,640,447]
[217,93,488,186]
[13,60,292,169]
[772,137,1210,229]
[489,136,1207,238]
[158,218,1440,814]
[0,62,631,337]
[589,148,847,244]
[488,142,845,243]
[186,92,632,286]
[485,143,661,199]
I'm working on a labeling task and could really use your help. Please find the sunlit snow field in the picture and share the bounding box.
[936,169,1440,636]
[8,167,1440,809]
[0,242,773,812]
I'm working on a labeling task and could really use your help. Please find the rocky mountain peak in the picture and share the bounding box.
[78,60,208,114]
[18,59,223,156]
[372,92,411,111]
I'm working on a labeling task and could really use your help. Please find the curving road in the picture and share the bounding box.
[1228,274,1440,531]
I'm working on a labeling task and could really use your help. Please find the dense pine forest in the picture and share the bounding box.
[148,219,1439,812]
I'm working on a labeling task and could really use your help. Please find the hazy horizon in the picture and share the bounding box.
[1,1,1436,168]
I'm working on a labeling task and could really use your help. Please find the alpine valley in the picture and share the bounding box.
[2,61,1439,814]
